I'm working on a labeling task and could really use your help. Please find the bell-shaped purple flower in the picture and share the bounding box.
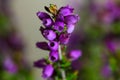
[36,42,50,50]
[3,57,18,74]
[54,21,64,32]
[59,33,70,45]
[65,14,80,24]
[42,30,56,41]
[37,12,50,20]
[34,58,47,68]
[59,5,74,16]
[49,51,59,62]
[48,41,59,51]
[69,50,82,61]
[42,65,54,78]
[42,18,53,28]
[37,12,53,28]
[67,24,75,33]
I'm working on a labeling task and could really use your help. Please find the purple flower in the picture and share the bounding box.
[34,58,47,68]
[8,33,23,50]
[42,29,56,41]
[59,5,74,16]
[59,33,70,45]
[37,12,53,28]
[65,15,80,24]
[101,65,112,78]
[48,41,59,51]
[42,18,53,28]
[36,42,50,50]
[56,14,64,21]
[54,21,64,32]
[37,12,50,20]
[42,65,54,78]
[69,50,82,61]
[3,57,18,74]
[49,51,59,62]
[106,41,116,53]
[67,24,75,33]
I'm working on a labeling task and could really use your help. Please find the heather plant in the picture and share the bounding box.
[34,4,82,80]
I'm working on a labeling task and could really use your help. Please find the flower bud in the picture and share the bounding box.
[42,65,54,78]
[37,12,50,20]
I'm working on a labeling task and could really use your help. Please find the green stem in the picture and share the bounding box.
[58,45,66,80]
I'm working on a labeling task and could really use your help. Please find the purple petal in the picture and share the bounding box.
[36,42,50,50]
[42,65,54,78]
[59,33,70,45]
[34,58,47,68]
[48,41,59,51]
[37,12,50,20]
[49,51,59,62]
[43,30,56,41]
[4,57,18,74]
[59,5,74,16]
[56,14,64,21]
[42,18,53,28]
[67,24,75,33]
[54,21,64,32]
[65,15,80,24]
[69,50,82,61]
[101,65,111,77]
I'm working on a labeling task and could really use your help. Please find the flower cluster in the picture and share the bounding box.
[34,4,81,79]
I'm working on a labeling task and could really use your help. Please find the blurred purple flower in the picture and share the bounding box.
[8,33,24,50]
[3,57,18,74]
[68,50,82,61]
[101,65,112,78]
[42,65,54,78]
[106,41,116,53]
